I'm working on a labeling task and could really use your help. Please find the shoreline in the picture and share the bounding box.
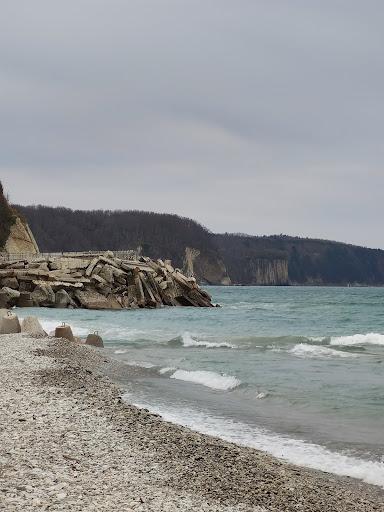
[0,334,383,511]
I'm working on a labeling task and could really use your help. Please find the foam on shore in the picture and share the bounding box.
[130,398,384,489]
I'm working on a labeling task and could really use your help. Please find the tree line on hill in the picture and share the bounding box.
[13,203,384,286]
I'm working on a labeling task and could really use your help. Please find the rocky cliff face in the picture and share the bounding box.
[249,258,289,285]
[183,247,231,285]
[4,217,39,254]
[0,183,39,255]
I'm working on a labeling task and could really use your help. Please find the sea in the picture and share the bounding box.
[18,286,384,488]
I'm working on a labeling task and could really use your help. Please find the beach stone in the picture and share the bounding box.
[54,324,75,342]
[85,333,104,348]
[0,312,21,334]
[21,316,47,337]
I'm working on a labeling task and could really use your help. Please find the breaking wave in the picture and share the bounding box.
[330,333,384,346]
[170,332,236,349]
[170,369,241,391]
[289,343,357,359]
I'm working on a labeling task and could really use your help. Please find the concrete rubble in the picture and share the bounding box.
[0,252,215,310]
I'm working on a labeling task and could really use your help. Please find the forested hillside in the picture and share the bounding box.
[16,204,384,286]
[215,234,384,285]
[15,205,211,259]
[15,205,229,284]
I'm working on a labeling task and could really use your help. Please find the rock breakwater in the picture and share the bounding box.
[0,252,215,310]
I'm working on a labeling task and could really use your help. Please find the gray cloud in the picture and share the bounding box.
[1,0,384,248]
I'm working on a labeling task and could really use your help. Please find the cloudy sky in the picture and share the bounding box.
[1,1,383,248]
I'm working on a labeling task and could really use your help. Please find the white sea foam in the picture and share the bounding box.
[330,332,384,346]
[159,367,176,375]
[180,332,236,349]
[114,349,128,354]
[128,361,156,369]
[308,336,327,343]
[128,398,384,489]
[289,343,356,359]
[255,392,267,399]
[170,369,240,391]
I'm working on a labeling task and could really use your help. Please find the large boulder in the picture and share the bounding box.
[1,277,19,290]
[21,316,47,337]
[31,283,55,307]
[0,291,10,308]
[1,287,21,307]
[75,290,122,310]
[99,265,114,284]
[55,289,76,308]
[16,291,34,308]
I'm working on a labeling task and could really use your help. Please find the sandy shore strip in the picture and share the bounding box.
[0,334,383,512]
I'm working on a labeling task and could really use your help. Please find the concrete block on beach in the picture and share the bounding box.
[0,312,21,334]
[54,323,75,342]
[21,316,47,337]
[85,332,104,348]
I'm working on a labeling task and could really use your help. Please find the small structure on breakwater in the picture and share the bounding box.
[0,251,215,310]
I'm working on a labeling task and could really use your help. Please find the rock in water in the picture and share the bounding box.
[0,312,21,334]
[85,332,104,348]
[21,316,47,337]
[54,324,75,342]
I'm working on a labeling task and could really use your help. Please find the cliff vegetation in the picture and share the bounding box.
[0,181,16,250]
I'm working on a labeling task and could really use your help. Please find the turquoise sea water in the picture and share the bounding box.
[19,286,384,487]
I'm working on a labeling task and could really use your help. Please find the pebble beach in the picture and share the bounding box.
[0,333,383,512]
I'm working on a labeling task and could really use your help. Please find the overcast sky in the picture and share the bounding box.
[1,1,383,248]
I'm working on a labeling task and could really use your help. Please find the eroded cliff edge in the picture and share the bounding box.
[0,183,39,255]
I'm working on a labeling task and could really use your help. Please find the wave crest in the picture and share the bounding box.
[330,332,384,346]
[170,332,236,349]
[289,344,356,359]
[170,369,241,390]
